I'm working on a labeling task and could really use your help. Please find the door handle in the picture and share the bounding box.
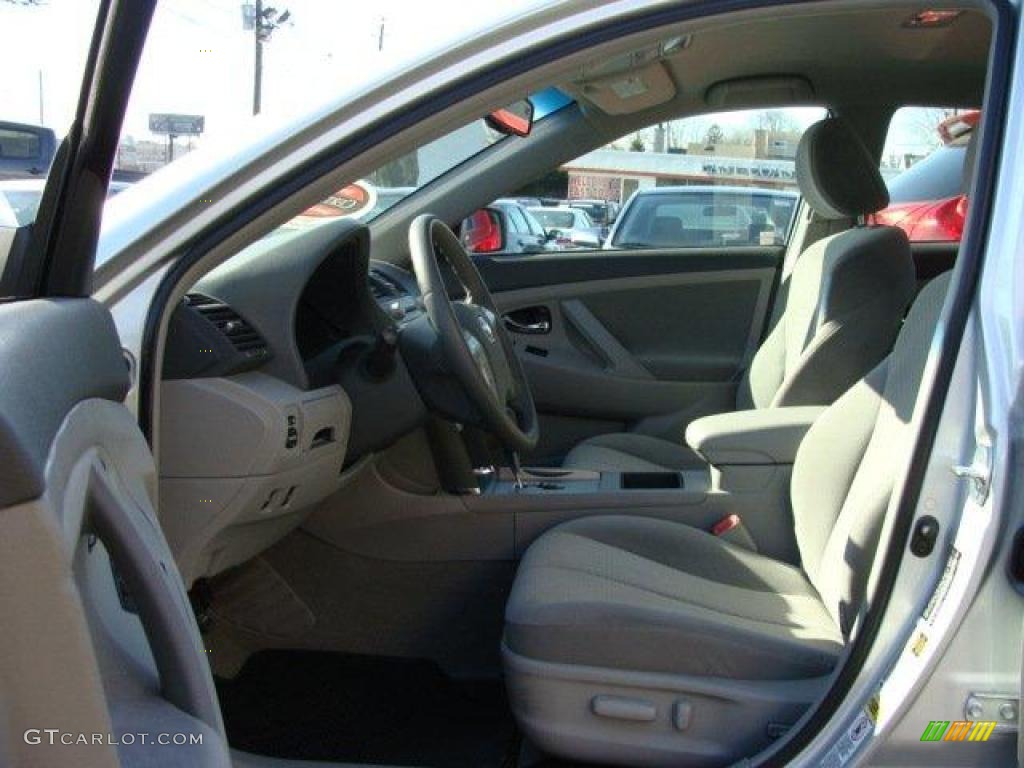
[505,306,552,334]
[504,316,551,334]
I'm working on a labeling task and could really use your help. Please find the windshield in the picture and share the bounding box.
[612,190,798,249]
[273,87,572,235]
[570,202,609,224]
[532,209,578,230]
[1,1,553,222]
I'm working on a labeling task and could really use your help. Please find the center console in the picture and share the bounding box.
[471,405,827,558]
[301,407,827,567]
[484,466,693,495]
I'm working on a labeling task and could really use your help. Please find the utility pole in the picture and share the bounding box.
[37,69,44,125]
[377,16,386,51]
[242,2,291,116]
[253,0,263,115]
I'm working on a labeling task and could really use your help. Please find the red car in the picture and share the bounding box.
[872,110,978,242]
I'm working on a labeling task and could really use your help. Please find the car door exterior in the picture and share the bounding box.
[0,3,230,766]
[507,203,547,253]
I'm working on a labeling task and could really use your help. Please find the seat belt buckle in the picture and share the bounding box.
[711,514,758,552]
[711,514,741,536]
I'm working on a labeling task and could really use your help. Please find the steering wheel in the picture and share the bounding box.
[408,214,539,454]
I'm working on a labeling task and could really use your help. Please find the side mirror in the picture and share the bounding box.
[460,209,506,253]
[485,99,534,138]
[545,229,562,241]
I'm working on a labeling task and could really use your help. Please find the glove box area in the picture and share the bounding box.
[158,371,351,585]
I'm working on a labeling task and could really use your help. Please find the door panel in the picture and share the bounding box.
[0,300,229,766]
[479,247,781,461]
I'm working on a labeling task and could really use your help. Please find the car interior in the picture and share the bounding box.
[5,2,997,767]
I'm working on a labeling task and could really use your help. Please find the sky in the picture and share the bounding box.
[1,0,948,162]
[0,0,549,143]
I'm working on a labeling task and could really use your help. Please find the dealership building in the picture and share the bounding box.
[562,126,808,201]
[563,147,801,203]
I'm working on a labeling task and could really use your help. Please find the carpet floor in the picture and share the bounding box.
[216,650,518,768]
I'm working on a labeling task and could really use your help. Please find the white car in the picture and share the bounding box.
[0,2,1021,768]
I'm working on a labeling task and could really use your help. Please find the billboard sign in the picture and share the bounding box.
[149,114,205,136]
[568,174,622,201]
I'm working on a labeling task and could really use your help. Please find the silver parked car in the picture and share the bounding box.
[606,185,800,249]
[528,205,602,248]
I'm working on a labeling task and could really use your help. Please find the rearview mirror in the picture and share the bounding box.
[485,99,534,137]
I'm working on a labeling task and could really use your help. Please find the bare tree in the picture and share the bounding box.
[904,107,958,150]
[723,127,753,145]
[668,119,705,148]
[754,110,800,133]
[704,124,725,145]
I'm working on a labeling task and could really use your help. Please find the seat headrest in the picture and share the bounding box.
[796,117,889,219]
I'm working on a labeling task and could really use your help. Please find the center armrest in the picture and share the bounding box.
[685,407,827,466]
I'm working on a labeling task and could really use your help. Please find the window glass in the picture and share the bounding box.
[0,0,101,295]
[523,208,546,237]
[0,128,41,160]
[549,107,824,250]
[876,106,978,243]
[532,209,577,230]
[612,188,798,248]
[107,1,555,237]
[507,206,529,234]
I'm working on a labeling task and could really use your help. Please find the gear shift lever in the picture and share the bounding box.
[509,450,525,491]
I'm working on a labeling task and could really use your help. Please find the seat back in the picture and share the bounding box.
[790,271,950,634]
[648,215,683,246]
[738,117,915,410]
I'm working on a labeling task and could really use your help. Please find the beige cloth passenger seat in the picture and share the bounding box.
[563,116,916,472]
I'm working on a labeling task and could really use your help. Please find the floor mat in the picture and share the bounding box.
[216,650,517,768]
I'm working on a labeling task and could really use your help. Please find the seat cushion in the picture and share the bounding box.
[561,432,704,472]
[505,515,843,680]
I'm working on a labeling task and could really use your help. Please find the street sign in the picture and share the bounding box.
[149,113,205,136]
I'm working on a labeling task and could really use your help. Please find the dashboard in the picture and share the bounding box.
[158,219,429,585]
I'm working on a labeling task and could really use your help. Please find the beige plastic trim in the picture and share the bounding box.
[302,428,800,564]
[159,372,351,585]
[504,643,829,768]
[576,60,677,115]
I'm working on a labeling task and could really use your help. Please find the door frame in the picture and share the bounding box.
[18,0,157,298]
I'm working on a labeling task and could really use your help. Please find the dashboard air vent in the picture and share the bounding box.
[186,293,269,360]
[368,269,407,301]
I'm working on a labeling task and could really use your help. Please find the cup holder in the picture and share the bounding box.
[620,472,684,490]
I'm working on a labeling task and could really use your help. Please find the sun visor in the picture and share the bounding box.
[578,61,676,115]
[705,75,815,109]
